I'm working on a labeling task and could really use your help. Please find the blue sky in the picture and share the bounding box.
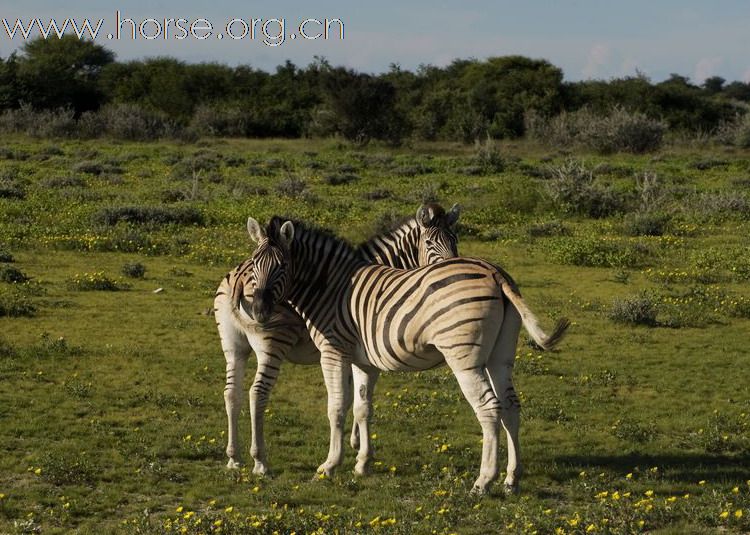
[1,0,750,82]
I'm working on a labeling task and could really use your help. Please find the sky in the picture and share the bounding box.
[1,0,750,83]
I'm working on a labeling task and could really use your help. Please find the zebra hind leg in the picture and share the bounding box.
[351,364,380,475]
[485,300,523,494]
[446,362,502,495]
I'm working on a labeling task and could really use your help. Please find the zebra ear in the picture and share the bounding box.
[247,217,266,243]
[446,203,461,226]
[416,204,435,228]
[279,220,295,248]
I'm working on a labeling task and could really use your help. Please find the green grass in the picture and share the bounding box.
[0,136,749,534]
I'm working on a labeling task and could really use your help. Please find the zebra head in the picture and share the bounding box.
[245,217,295,324]
[415,202,460,265]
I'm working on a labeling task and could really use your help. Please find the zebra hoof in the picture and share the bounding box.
[315,463,335,480]
[503,482,520,495]
[226,459,242,470]
[353,460,370,476]
[252,462,270,477]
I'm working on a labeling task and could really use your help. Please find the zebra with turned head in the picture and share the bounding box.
[240,216,569,494]
[214,203,460,475]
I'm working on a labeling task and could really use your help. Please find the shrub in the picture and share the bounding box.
[0,286,36,317]
[41,175,87,189]
[121,262,146,279]
[275,176,308,197]
[693,192,750,221]
[39,451,96,486]
[324,173,360,186]
[608,294,658,326]
[0,250,14,262]
[623,212,670,236]
[362,189,392,201]
[93,206,205,227]
[527,107,665,154]
[546,159,628,218]
[0,265,29,283]
[611,417,657,442]
[474,138,505,172]
[550,237,651,268]
[527,220,571,237]
[67,272,126,291]
[715,113,750,148]
[0,174,26,199]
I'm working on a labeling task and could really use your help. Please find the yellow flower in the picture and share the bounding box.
[176,506,183,513]
[626,473,633,479]
[666,496,677,503]
[735,510,743,519]
[698,480,706,486]
[369,516,380,526]
[214,519,223,527]
[638,520,645,528]
[732,486,739,494]
[586,524,597,532]
[252,486,260,493]
[645,490,654,497]
[224,506,233,513]
[0,493,5,499]
[719,511,729,520]
[34,468,42,475]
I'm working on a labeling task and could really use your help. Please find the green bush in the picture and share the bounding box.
[546,160,628,218]
[0,265,29,283]
[121,262,146,279]
[93,206,205,227]
[528,107,665,154]
[0,286,36,317]
[608,294,658,326]
[67,272,126,291]
[623,212,671,236]
[550,237,651,268]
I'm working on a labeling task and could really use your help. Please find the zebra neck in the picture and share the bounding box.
[288,228,364,306]
[358,220,420,269]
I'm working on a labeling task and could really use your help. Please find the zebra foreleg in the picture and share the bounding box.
[222,338,250,470]
[249,353,283,476]
[351,364,380,475]
[317,352,353,478]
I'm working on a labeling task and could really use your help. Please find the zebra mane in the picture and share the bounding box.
[357,218,418,250]
[266,216,357,255]
[357,203,451,249]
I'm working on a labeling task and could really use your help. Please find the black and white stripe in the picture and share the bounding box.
[215,203,460,474]
[245,217,569,494]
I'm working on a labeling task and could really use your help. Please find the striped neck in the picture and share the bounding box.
[357,219,421,269]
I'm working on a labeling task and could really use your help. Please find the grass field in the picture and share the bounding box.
[0,136,749,534]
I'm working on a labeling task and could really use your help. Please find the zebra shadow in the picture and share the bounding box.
[553,452,750,486]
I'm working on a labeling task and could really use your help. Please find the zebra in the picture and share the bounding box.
[214,203,460,475]
[240,216,569,494]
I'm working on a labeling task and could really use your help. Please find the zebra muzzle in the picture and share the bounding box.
[252,289,273,324]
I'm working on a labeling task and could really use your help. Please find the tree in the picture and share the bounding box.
[16,35,114,113]
[0,54,20,109]
[319,67,407,145]
[703,76,726,94]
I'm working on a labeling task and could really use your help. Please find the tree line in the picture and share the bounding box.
[1,35,749,145]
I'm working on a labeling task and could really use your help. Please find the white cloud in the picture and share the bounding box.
[694,57,723,83]
[582,43,610,79]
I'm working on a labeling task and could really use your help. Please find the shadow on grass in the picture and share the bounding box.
[554,452,750,484]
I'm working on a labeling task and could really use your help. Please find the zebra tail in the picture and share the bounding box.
[500,282,570,351]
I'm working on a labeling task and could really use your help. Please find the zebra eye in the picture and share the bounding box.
[425,239,435,247]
